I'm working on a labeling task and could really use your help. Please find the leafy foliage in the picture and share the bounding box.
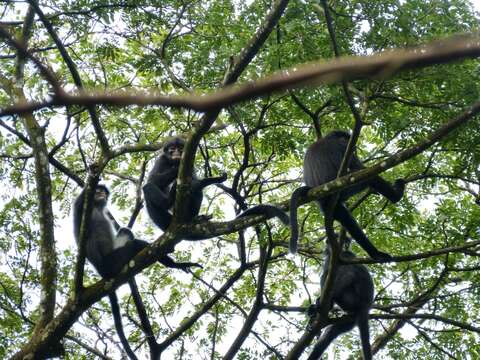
[0,0,479,359]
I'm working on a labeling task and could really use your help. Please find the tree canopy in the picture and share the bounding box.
[1,0,480,359]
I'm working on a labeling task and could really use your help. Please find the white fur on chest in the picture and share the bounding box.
[93,207,130,250]
[113,229,130,249]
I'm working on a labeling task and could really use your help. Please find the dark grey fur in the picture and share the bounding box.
[143,137,289,237]
[308,248,374,360]
[290,131,404,259]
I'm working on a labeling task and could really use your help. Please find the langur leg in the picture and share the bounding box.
[125,240,202,270]
[143,184,173,230]
[101,240,149,278]
[158,255,202,271]
[125,239,201,270]
[168,174,227,222]
[102,239,201,275]
[188,184,203,221]
[187,174,227,221]
[368,177,405,203]
[163,180,202,221]
[339,181,370,200]
[143,183,170,208]
[324,201,392,260]
[307,321,355,360]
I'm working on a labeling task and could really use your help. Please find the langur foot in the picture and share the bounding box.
[192,214,213,222]
[217,172,228,183]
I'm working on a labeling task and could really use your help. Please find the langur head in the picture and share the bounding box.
[326,130,351,141]
[94,184,110,207]
[163,137,185,164]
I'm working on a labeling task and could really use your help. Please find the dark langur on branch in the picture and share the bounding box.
[143,137,289,238]
[73,185,201,277]
[290,131,405,259]
[307,246,374,360]
[74,185,201,360]
[142,137,227,237]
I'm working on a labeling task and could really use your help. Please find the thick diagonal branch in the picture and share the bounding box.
[2,36,479,118]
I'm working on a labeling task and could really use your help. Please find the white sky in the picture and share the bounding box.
[0,1,479,358]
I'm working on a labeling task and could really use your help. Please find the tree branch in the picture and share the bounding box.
[1,36,479,117]
[28,0,110,156]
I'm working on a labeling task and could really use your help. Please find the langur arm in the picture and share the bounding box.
[147,156,180,186]
[348,153,366,171]
[368,176,405,203]
[167,181,177,207]
[148,167,179,187]
[72,191,86,241]
[143,183,171,208]
[193,172,228,191]
[307,321,356,360]
[333,132,364,171]
[107,210,121,231]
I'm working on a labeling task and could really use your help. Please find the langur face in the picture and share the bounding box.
[94,187,109,206]
[167,143,183,162]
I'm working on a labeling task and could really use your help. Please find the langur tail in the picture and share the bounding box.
[109,293,139,360]
[357,309,372,360]
[289,186,311,254]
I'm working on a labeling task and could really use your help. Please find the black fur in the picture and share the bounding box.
[308,248,374,360]
[143,137,289,237]
[74,185,201,360]
[73,185,140,359]
[74,184,201,276]
[237,204,290,225]
[290,131,405,259]
[289,186,311,253]
[143,137,227,237]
